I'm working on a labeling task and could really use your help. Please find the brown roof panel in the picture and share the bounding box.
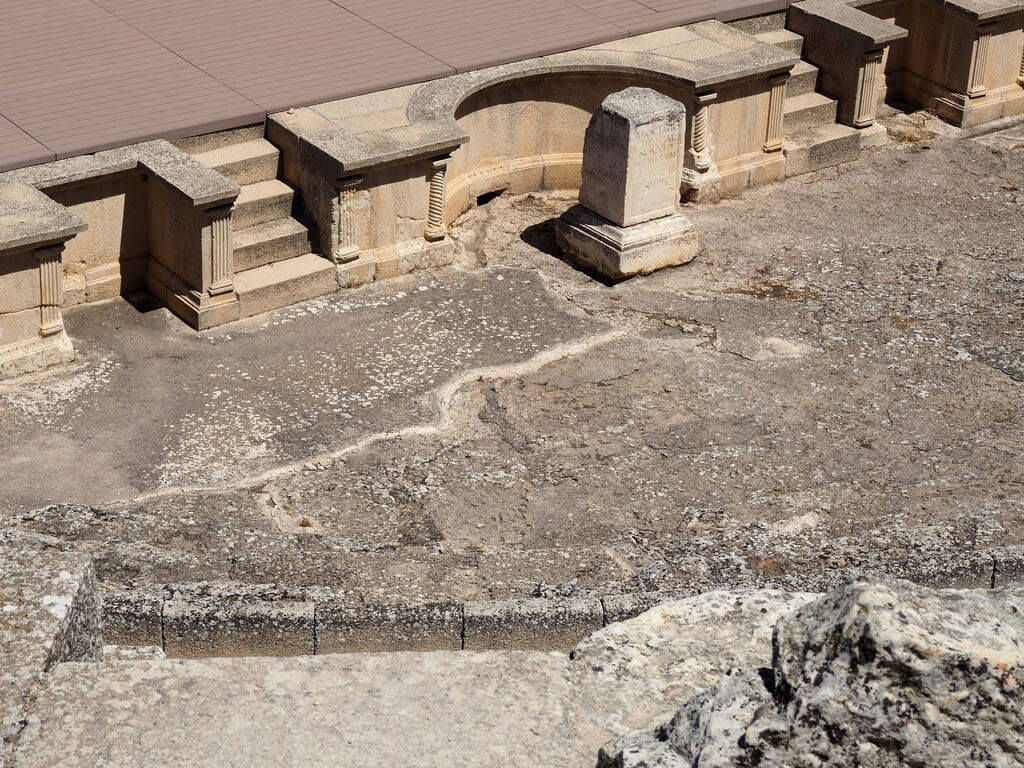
[91,0,455,112]
[566,0,665,32]
[0,0,789,171]
[0,0,263,160]
[341,0,624,72]
[0,116,54,173]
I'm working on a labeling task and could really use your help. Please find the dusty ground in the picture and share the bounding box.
[3,121,1022,602]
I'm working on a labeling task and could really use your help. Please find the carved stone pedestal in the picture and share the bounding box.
[556,87,699,279]
[556,205,697,279]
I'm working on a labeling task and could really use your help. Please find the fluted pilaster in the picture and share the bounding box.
[968,25,994,98]
[854,50,885,128]
[207,205,234,296]
[34,245,64,336]
[764,73,788,151]
[334,175,363,262]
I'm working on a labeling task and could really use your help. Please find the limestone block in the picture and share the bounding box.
[1,545,101,763]
[557,205,699,279]
[101,588,164,648]
[316,600,462,653]
[14,652,582,768]
[892,0,1024,127]
[0,330,75,380]
[337,258,376,288]
[163,598,315,658]
[578,88,686,228]
[463,597,603,651]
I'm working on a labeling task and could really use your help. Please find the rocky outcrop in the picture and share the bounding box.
[600,580,1024,768]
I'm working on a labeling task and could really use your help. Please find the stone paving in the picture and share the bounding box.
[2,121,1022,605]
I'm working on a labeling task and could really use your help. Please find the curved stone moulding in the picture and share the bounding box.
[269,22,798,281]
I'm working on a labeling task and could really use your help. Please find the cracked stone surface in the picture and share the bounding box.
[1,124,1022,603]
[601,580,1024,768]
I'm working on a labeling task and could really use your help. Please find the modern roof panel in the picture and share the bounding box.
[0,0,783,171]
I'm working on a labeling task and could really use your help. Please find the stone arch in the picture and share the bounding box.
[406,57,698,225]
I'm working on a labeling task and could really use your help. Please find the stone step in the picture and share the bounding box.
[15,652,589,768]
[787,60,820,97]
[172,123,265,155]
[728,10,787,34]
[784,91,838,132]
[755,28,804,55]
[234,253,337,319]
[233,180,295,230]
[233,217,310,272]
[193,139,280,186]
[783,122,862,177]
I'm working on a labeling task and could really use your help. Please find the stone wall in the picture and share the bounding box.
[46,173,148,306]
[857,0,1024,126]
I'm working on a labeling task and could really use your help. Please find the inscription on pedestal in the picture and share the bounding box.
[579,87,686,228]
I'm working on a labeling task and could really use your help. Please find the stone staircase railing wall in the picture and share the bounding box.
[850,0,1024,126]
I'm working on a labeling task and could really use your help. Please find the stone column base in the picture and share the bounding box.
[0,330,75,380]
[680,165,723,202]
[556,205,698,280]
[858,122,890,149]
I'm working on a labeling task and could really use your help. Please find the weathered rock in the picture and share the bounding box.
[601,580,1024,768]
[0,545,101,764]
[575,590,815,734]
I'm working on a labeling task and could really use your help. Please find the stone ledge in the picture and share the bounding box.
[0,184,86,256]
[0,140,238,210]
[163,598,315,658]
[789,0,908,49]
[316,600,463,653]
[272,21,798,177]
[845,0,1024,21]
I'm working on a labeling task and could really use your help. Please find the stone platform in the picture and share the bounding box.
[9,585,811,768]
[0,543,101,765]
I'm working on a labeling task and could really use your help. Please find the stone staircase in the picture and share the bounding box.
[186,127,337,320]
[753,26,865,176]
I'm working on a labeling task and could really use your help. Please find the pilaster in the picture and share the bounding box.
[764,74,789,151]
[968,25,995,98]
[32,244,65,337]
[425,156,451,242]
[334,175,363,262]
[206,204,234,296]
[854,50,885,128]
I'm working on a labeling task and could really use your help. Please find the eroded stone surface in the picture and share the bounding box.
[0,545,100,763]
[602,580,1024,768]
[12,652,583,768]
[10,589,799,768]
